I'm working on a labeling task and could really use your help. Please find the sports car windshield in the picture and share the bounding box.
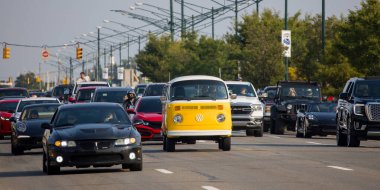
[309,103,337,112]
[0,102,18,112]
[17,100,59,112]
[170,80,228,101]
[21,105,59,121]
[137,98,162,113]
[55,107,131,127]
[354,80,380,98]
[227,84,256,97]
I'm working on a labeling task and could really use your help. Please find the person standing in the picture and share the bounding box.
[77,72,90,83]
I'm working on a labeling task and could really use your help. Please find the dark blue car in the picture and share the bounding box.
[295,102,337,138]
[11,103,61,155]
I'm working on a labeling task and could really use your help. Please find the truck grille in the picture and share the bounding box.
[231,105,252,115]
[367,104,380,121]
[292,104,308,114]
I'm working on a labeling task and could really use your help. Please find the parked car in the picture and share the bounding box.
[91,87,132,105]
[295,102,337,138]
[336,77,380,147]
[134,84,147,98]
[10,103,61,155]
[226,81,263,137]
[270,81,322,134]
[131,96,163,141]
[72,81,109,99]
[261,86,277,132]
[143,83,166,97]
[72,86,97,103]
[0,99,20,139]
[41,103,142,174]
[12,97,61,120]
[0,88,29,100]
[161,75,234,152]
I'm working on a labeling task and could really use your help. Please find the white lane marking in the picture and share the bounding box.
[327,166,353,171]
[306,141,322,145]
[202,186,220,190]
[155,169,173,174]
[266,135,281,139]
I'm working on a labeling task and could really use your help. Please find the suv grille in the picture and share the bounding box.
[231,105,252,115]
[292,104,308,114]
[367,104,380,121]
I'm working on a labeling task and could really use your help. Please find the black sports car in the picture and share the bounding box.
[41,103,142,175]
[295,102,337,138]
[11,103,61,155]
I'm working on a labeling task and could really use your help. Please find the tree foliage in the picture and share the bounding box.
[14,72,40,90]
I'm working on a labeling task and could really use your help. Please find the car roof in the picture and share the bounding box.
[78,86,98,90]
[146,83,166,86]
[0,87,28,91]
[20,97,59,102]
[76,81,109,85]
[278,81,319,86]
[139,96,161,100]
[23,103,61,109]
[0,99,21,103]
[225,81,252,85]
[58,102,121,110]
[169,75,223,84]
[94,87,132,92]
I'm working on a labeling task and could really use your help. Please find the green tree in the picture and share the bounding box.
[14,72,40,90]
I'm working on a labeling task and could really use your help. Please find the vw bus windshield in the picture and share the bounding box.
[170,80,228,101]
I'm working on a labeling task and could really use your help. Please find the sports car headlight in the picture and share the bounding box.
[307,115,316,120]
[353,104,365,116]
[216,114,225,122]
[173,114,183,123]
[115,138,136,146]
[286,104,293,110]
[55,140,76,147]
[251,104,263,112]
[17,123,27,132]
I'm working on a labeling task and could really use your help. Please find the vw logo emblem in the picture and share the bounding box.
[195,114,204,122]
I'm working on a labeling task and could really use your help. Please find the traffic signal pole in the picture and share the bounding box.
[170,0,174,41]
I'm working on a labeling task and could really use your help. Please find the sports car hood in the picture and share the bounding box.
[55,123,134,140]
[309,112,336,124]
[135,113,162,122]
[231,96,261,105]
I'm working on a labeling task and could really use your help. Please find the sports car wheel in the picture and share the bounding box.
[0,135,4,140]
[129,162,143,171]
[11,135,23,155]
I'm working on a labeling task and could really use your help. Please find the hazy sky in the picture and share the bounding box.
[0,0,362,82]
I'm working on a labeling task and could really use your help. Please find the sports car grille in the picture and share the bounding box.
[148,121,162,129]
[367,104,380,121]
[78,140,113,150]
[231,105,252,115]
[71,154,122,164]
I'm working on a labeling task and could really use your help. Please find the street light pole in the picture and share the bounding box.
[97,27,100,81]
[322,0,325,51]
[170,0,174,41]
[212,7,215,40]
[235,0,238,36]
[284,0,289,81]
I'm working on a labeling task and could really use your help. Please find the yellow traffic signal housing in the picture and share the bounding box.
[3,47,10,59]
[76,47,83,60]
[36,76,41,83]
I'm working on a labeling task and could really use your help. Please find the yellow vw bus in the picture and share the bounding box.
[161,75,234,152]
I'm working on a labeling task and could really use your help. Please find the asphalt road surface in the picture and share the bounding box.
[1,131,379,190]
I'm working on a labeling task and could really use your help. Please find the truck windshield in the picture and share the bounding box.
[170,80,228,101]
[354,80,380,98]
[227,84,256,97]
[280,85,320,100]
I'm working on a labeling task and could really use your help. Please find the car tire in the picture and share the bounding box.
[253,128,263,137]
[166,137,176,152]
[45,152,60,175]
[347,118,360,147]
[303,119,312,138]
[163,136,167,151]
[129,162,143,171]
[0,135,4,140]
[219,137,231,151]
[274,119,285,135]
[336,119,347,147]
[246,129,255,136]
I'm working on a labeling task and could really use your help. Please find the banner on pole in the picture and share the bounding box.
[102,68,109,80]
[117,67,124,80]
[281,30,291,57]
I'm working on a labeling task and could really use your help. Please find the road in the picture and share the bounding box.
[0,131,379,190]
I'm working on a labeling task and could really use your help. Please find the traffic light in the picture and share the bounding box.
[36,76,41,83]
[3,46,10,59]
[76,47,83,60]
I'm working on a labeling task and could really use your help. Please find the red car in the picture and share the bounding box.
[0,99,20,139]
[71,86,97,103]
[131,96,163,141]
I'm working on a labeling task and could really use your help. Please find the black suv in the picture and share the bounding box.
[270,81,322,134]
[337,77,380,147]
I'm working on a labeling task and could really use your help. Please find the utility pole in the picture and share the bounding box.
[212,7,215,40]
[119,43,122,67]
[104,48,106,68]
[235,0,238,36]
[57,57,60,84]
[284,0,289,81]
[138,36,141,53]
[181,0,185,37]
[322,0,326,51]
[191,15,194,33]
[97,27,100,81]
[69,57,73,84]
[256,0,260,15]
[170,0,174,41]
[110,45,113,84]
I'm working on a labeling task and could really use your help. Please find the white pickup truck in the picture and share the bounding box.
[226,81,264,137]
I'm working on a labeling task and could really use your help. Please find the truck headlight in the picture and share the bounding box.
[251,104,263,112]
[353,104,365,116]
[286,104,293,110]
[115,138,136,146]
[216,114,225,122]
[173,114,183,123]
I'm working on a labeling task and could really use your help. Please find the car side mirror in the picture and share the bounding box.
[133,120,143,126]
[41,123,52,130]
[339,92,349,100]
[127,108,135,114]
[9,117,16,123]
[230,94,237,99]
